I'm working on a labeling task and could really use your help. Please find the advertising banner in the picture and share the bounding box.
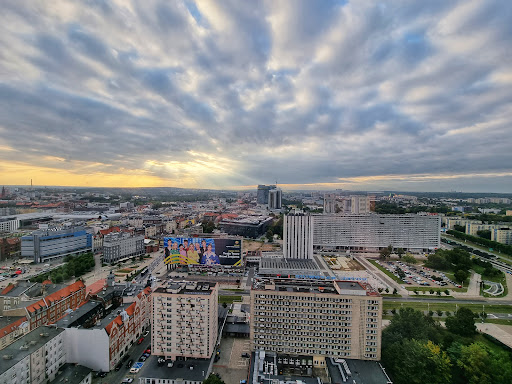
[163,237,242,266]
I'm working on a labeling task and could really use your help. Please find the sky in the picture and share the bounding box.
[1,0,512,193]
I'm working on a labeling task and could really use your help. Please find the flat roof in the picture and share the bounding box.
[93,303,131,330]
[259,258,319,271]
[252,278,373,296]
[138,355,210,382]
[326,358,392,384]
[50,363,92,383]
[154,281,217,295]
[55,301,103,328]
[0,326,64,373]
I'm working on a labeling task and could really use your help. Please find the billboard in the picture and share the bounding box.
[163,237,242,266]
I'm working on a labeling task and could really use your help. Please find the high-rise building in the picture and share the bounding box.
[250,278,382,361]
[283,214,313,259]
[323,194,336,214]
[151,281,218,361]
[350,195,374,214]
[313,214,440,251]
[257,185,276,205]
[268,188,282,210]
[21,227,92,263]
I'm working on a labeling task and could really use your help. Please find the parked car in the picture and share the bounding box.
[137,337,144,344]
[130,367,140,374]
[122,379,133,383]
[143,330,150,337]
[126,359,134,368]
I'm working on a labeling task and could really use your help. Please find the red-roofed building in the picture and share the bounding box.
[105,287,151,369]
[24,281,86,329]
[86,279,107,296]
[0,316,29,349]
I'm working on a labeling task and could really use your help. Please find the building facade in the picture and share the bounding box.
[283,215,314,259]
[0,327,65,384]
[350,196,373,214]
[313,214,441,251]
[257,185,276,205]
[268,189,282,210]
[250,278,382,361]
[25,281,87,329]
[323,194,336,214]
[102,232,145,264]
[151,281,218,361]
[0,237,21,261]
[0,217,20,233]
[21,227,92,263]
[492,229,512,245]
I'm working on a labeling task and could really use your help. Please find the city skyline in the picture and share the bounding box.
[1,1,512,192]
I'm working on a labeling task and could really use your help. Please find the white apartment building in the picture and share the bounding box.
[0,217,20,233]
[152,281,219,361]
[250,278,382,361]
[283,215,313,259]
[313,214,440,251]
[0,327,65,384]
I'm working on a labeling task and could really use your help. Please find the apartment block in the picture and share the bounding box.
[465,223,509,236]
[313,214,440,251]
[492,229,512,245]
[0,327,65,384]
[102,232,145,264]
[323,194,336,214]
[350,195,373,214]
[152,281,218,361]
[250,278,382,361]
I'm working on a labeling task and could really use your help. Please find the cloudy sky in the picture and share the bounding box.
[1,0,511,192]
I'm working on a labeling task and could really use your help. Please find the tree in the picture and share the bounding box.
[429,288,435,294]
[380,245,392,260]
[436,290,442,296]
[265,229,274,242]
[436,310,443,316]
[454,269,470,284]
[476,230,492,240]
[396,248,405,258]
[203,374,226,384]
[413,289,419,295]
[393,288,398,295]
[377,287,383,293]
[402,253,417,265]
[385,287,389,293]
[446,307,476,336]
[453,224,466,232]
[444,289,450,296]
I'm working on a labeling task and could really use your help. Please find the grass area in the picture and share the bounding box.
[473,264,508,298]
[484,318,512,326]
[381,294,402,297]
[369,260,403,284]
[117,269,133,273]
[219,295,242,304]
[383,300,512,314]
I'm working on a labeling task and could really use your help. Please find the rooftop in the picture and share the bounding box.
[259,258,319,272]
[252,278,377,297]
[49,363,92,384]
[0,326,64,373]
[55,301,103,328]
[138,355,210,382]
[93,303,132,330]
[326,358,392,384]
[154,281,217,295]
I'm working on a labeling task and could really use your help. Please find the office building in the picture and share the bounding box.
[313,214,440,251]
[257,185,276,205]
[283,214,313,259]
[0,326,66,384]
[219,216,273,238]
[151,281,219,361]
[102,232,145,264]
[323,194,336,214]
[250,278,382,361]
[491,229,512,245]
[268,188,282,210]
[21,227,92,263]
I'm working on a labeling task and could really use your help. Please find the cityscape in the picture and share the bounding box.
[1,2,512,384]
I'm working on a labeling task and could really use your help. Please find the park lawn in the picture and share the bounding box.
[369,260,403,284]
[117,269,133,273]
[219,295,242,304]
[381,294,402,298]
[472,264,508,297]
[383,300,512,314]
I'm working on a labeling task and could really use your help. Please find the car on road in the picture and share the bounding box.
[137,337,144,344]
[126,359,134,368]
[143,330,150,337]
[241,353,250,358]
[130,367,140,374]
[122,379,133,383]
[139,356,147,362]
[145,348,151,354]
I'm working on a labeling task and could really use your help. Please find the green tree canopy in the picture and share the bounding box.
[445,307,476,337]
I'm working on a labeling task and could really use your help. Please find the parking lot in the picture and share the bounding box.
[376,260,462,289]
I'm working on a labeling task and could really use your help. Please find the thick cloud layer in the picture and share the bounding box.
[0,0,511,191]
